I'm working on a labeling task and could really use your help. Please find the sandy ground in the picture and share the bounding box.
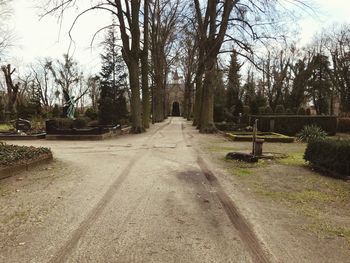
[1,117,348,263]
[0,118,258,263]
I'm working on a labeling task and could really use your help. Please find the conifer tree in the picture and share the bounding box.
[226,50,243,117]
[98,24,128,125]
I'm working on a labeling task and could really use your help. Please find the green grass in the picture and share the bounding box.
[310,222,350,244]
[0,124,12,132]
[256,189,334,203]
[277,152,306,166]
[234,168,254,177]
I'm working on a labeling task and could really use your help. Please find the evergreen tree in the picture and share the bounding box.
[226,50,243,117]
[213,67,226,122]
[98,23,128,125]
[307,54,332,115]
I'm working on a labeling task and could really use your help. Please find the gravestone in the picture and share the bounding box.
[14,119,31,132]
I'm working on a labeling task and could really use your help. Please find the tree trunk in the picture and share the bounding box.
[153,63,165,122]
[199,57,216,133]
[1,64,18,117]
[141,0,150,129]
[129,58,143,133]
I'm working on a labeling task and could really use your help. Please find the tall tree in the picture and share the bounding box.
[150,0,181,122]
[180,20,198,120]
[307,53,332,115]
[226,50,242,117]
[141,0,151,128]
[0,0,14,57]
[1,64,19,117]
[41,0,144,132]
[327,24,350,113]
[114,0,143,132]
[98,24,128,125]
[193,0,235,132]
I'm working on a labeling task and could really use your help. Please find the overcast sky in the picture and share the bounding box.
[5,0,350,74]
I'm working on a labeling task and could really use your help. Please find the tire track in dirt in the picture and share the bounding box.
[49,120,172,263]
[181,122,271,263]
[197,157,271,263]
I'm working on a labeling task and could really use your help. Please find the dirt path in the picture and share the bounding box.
[0,117,272,263]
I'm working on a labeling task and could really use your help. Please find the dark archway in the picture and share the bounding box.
[172,101,180,116]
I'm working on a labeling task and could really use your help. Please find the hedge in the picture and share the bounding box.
[304,139,350,178]
[337,118,350,133]
[250,115,337,136]
[0,143,51,167]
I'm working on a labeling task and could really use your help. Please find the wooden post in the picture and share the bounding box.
[252,119,258,156]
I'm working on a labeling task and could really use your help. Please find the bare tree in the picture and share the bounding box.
[193,0,235,133]
[1,64,19,117]
[141,0,151,128]
[30,58,56,108]
[179,20,198,120]
[149,0,182,122]
[0,0,14,57]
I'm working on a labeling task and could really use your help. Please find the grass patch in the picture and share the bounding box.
[277,152,306,166]
[0,124,12,132]
[256,189,334,203]
[234,168,254,177]
[310,222,350,244]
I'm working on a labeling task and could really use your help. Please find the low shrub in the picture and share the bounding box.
[337,118,350,133]
[54,118,74,129]
[297,107,306,115]
[243,105,250,115]
[304,139,350,177]
[52,117,91,129]
[275,105,285,114]
[0,142,51,167]
[285,108,293,115]
[73,117,90,129]
[85,107,98,120]
[296,125,327,142]
[264,106,273,115]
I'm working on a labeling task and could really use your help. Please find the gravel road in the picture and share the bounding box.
[0,117,270,263]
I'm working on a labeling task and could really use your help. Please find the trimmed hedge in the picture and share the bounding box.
[304,139,350,178]
[337,118,350,133]
[0,142,51,167]
[251,115,337,136]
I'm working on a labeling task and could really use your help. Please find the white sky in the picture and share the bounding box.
[5,0,350,74]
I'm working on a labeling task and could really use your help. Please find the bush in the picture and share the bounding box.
[337,118,350,133]
[297,107,306,115]
[304,139,350,177]
[250,115,337,136]
[275,105,285,114]
[85,107,98,120]
[52,104,61,118]
[296,125,327,142]
[242,105,250,115]
[54,118,74,129]
[73,117,91,129]
[258,107,265,115]
[0,142,51,167]
[264,106,273,115]
[285,108,293,115]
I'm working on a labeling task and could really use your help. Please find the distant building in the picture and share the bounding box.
[165,70,185,116]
